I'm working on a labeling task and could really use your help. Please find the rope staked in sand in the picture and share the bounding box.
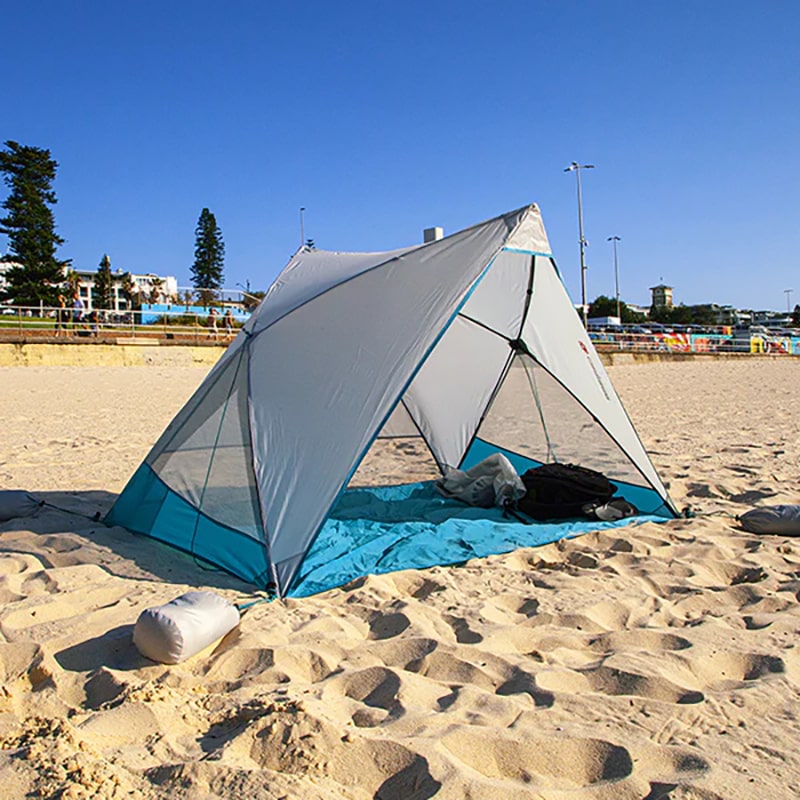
[0,359,799,799]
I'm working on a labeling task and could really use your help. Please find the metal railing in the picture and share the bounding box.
[1,305,799,355]
[588,325,800,356]
[0,304,249,345]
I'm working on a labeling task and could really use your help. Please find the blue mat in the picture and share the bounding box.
[289,481,664,597]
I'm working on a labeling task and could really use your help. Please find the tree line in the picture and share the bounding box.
[588,293,800,327]
[0,140,226,308]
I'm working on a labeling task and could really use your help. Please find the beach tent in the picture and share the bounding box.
[107,204,676,598]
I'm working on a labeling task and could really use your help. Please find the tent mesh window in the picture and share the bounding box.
[475,353,650,488]
[148,347,263,540]
[349,401,440,487]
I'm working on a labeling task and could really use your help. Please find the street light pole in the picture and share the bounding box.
[564,162,595,325]
[785,288,793,315]
[300,207,306,250]
[608,235,621,321]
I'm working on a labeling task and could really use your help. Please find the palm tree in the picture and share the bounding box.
[120,272,138,311]
[149,276,164,304]
[64,268,81,295]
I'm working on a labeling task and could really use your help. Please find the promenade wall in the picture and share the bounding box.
[0,342,793,369]
[0,342,222,368]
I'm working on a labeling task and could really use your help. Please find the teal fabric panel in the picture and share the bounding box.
[288,481,667,597]
[107,463,271,588]
[193,513,271,587]
[105,463,168,534]
[152,490,203,551]
[462,439,674,519]
[110,465,669,597]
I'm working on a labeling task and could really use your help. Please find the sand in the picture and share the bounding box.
[0,358,799,799]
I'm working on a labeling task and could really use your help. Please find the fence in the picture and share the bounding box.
[1,305,799,355]
[0,304,250,345]
[589,327,800,355]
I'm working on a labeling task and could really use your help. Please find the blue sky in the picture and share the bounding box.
[2,1,798,311]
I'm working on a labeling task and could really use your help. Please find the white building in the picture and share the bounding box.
[0,260,178,311]
[74,268,178,311]
[0,260,23,301]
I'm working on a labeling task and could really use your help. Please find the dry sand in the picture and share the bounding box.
[0,358,799,799]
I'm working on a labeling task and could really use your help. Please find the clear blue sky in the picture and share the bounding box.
[2,1,798,311]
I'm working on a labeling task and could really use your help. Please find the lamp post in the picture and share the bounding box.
[564,161,595,325]
[300,207,306,250]
[785,288,793,315]
[608,235,621,321]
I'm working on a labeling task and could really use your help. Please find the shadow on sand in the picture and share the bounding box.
[0,488,253,594]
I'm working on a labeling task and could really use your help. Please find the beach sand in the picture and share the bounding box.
[0,358,799,799]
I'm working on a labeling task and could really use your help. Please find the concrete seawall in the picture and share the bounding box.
[595,350,789,366]
[0,342,792,369]
[0,342,223,368]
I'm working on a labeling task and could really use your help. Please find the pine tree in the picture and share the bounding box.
[190,208,224,299]
[94,254,115,310]
[0,141,65,305]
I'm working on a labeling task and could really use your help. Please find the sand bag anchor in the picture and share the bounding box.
[133,591,240,664]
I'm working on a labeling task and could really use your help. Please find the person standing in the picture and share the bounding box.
[71,291,85,334]
[223,308,235,339]
[208,307,219,339]
[54,294,68,337]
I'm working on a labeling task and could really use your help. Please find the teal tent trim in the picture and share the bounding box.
[107,453,672,597]
[502,248,553,257]
[278,253,504,596]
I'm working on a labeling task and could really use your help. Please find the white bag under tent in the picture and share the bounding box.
[107,204,677,598]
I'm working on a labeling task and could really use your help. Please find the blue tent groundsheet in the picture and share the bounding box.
[289,481,663,597]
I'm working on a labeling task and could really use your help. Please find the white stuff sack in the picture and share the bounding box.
[435,453,525,508]
[133,591,240,664]
[0,491,42,522]
[739,505,800,535]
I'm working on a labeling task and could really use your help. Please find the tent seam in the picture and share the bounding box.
[279,245,508,595]
[189,345,248,560]
[513,353,677,516]
[245,207,535,344]
[243,336,281,595]
[457,253,535,469]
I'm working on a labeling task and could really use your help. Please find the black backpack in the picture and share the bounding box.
[514,463,616,521]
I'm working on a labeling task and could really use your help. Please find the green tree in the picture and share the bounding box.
[94,254,115,310]
[650,304,717,326]
[792,304,800,327]
[685,304,718,326]
[588,295,645,324]
[588,295,618,319]
[190,208,225,298]
[0,141,64,305]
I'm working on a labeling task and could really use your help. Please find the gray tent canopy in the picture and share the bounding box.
[107,204,676,598]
